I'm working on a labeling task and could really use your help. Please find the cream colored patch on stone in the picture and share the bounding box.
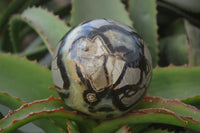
[66,60,81,84]
[106,56,115,86]
[76,36,109,58]
[76,38,96,57]
[112,58,126,84]
[95,37,110,56]
[80,56,105,80]
[117,68,141,89]
[66,84,88,114]
[90,66,107,92]
[64,60,89,115]
[125,68,141,84]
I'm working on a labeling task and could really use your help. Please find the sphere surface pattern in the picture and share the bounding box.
[52,19,152,119]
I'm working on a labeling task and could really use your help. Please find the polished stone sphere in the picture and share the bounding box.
[52,19,152,119]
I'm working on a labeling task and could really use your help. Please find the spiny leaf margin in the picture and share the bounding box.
[0,0,33,33]
[162,0,200,13]
[0,92,70,133]
[9,7,70,54]
[148,66,200,99]
[0,96,97,133]
[0,53,58,102]
[129,0,158,67]
[70,0,132,27]
[93,108,188,133]
[93,95,200,133]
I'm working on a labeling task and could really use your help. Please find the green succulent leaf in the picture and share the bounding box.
[70,0,132,27]
[162,0,200,13]
[54,3,72,19]
[129,124,149,133]
[182,95,200,108]
[0,30,11,52]
[20,42,47,57]
[67,120,80,133]
[0,92,26,109]
[0,53,58,102]
[163,19,186,36]
[0,112,3,119]
[148,66,200,99]
[142,127,174,133]
[136,96,200,121]
[50,118,69,132]
[157,1,200,29]
[0,0,34,33]
[1,1,200,132]
[93,108,187,133]
[185,20,200,66]
[159,34,188,65]
[0,92,69,133]
[159,19,188,66]
[93,96,200,133]
[0,1,6,14]
[159,19,200,66]
[32,119,66,133]
[0,97,97,133]
[115,125,130,133]
[9,7,70,54]
[129,0,158,67]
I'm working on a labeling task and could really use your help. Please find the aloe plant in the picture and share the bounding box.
[0,0,200,133]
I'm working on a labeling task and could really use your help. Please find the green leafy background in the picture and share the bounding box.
[0,0,200,133]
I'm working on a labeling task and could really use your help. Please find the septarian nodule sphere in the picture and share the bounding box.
[52,19,152,119]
